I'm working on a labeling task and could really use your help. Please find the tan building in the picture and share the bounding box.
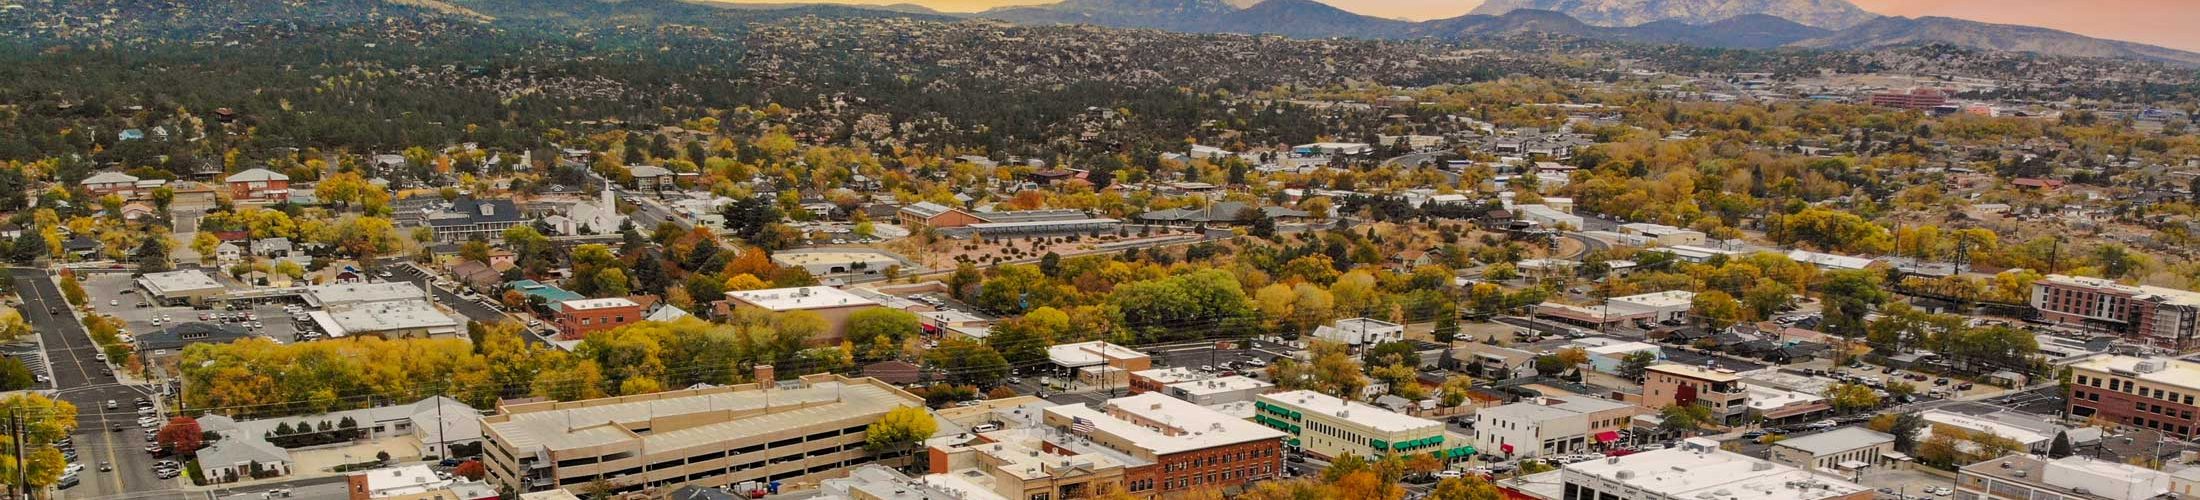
[1642,364,1748,425]
[721,286,883,346]
[927,430,1127,500]
[1042,393,1286,496]
[2066,355,2200,438]
[480,374,924,497]
[1766,427,1896,474]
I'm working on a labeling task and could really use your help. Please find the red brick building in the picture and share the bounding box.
[1867,88,1948,110]
[1042,393,1285,497]
[2068,355,2200,437]
[2032,274,2200,348]
[554,297,643,340]
[224,168,292,203]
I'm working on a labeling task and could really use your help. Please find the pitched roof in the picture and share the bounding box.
[82,171,140,185]
[224,168,290,183]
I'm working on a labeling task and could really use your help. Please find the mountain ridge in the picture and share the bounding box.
[1466,0,1880,30]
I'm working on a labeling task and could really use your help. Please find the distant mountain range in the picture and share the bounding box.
[968,0,2200,66]
[1465,0,1879,30]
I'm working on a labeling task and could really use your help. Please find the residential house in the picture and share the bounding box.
[225,168,292,203]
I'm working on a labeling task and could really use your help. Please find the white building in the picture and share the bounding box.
[1617,223,1707,247]
[1607,290,1696,324]
[1767,427,1896,473]
[1514,204,1583,230]
[307,300,462,339]
[1560,438,1870,500]
[1583,342,1663,374]
[1312,318,1405,347]
[1961,455,2175,500]
[1787,249,1877,271]
[1472,396,1637,459]
[1163,375,1273,405]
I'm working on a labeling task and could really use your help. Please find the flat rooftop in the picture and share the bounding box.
[1047,341,1146,368]
[303,282,428,308]
[2070,355,2200,391]
[1611,290,1695,308]
[1259,390,1438,434]
[1166,375,1271,396]
[1564,447,1870,500]
[561,298,638,311]
[1774,427,1893,456]
[485,376,921,454]
[723,286,879,311]
[309,300,459,337]
[138,270,223,295]
[1131,367,1207,385]
[770,251,901,267]
[1045,393,1284,455]
[1648,363,1741,382]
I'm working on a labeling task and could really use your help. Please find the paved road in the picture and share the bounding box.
[203,472,348,500]
[12,268,174,500]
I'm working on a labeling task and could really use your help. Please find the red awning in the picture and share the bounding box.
[1500,443,1514,454]
[1594,431,1621,443]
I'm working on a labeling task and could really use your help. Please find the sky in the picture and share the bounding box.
[703,0,2200,52]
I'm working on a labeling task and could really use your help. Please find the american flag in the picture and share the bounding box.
[1071,416,1096,434]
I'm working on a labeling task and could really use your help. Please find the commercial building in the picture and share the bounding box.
[1869,88,1949,110]
[770,251,904,277]
[1559,438,1871,500]
[1162,376,1273,406]
[554,298,645,341]
[722,286,883,346]
[137,270,227,306]
[926,429,1127,500]
[1959,455,2174,500]
[480,374,925,496]
[301,282,432,310]
[1767,427,1896,473]
[1515,204,1583,230]
[2067,355,2200,438]
[1787,250,1877,271]
[225,168,292,203]
[1128,367,1208,395]
[1038,393,1286,496]
[307,301,463,339]
[345,465,499,500]
[1471,396,1639,458]
[1048,341,1152,389]
[1642,364,1748,425]
[1607,290,1696,324]
[1582,341,1663,375]
[1616,223,1706,247]
[1311,318,1406,347]
[2032,275,2200,349]
[426,199,526,243]
[896,201,983,229]
[1251,390,1473,463]
[1916,410,2070,453]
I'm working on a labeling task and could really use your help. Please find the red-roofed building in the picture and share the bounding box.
[2011,178,2066,191]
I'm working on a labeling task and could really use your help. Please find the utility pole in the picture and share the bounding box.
[11,411,24,500]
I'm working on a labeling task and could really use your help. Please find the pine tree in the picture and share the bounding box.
[1433,305,1460,343]
[2048,431,2073,458]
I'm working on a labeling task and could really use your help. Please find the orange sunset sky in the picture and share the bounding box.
[702,0,2200,52]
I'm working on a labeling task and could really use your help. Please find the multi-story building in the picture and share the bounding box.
[1868,88,1949,110]
[2067,355,2200,438]
[81,171,142,198]
[1128,367,1207,395]
[896,201,983,229]
[1958,454,2174,500]
[1251,390,1474,463]
[554,298,644,341]
[1642,364,1748,425]
[721,286,882,346]
[1557,438,1872,500]
[2032,275,2200,348]
[345,465,499,500]
[926,430,1128,500]
[1766,427,1896,474]
[1039,393,1286,497]
[1471,396,1639,459]
[225,168,292,203]
[426,199,525,243]
[479,374,924,496]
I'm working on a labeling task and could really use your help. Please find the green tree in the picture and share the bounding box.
[923,338,1009,387]
[1817,269,1889,342]
[1657,404,1712,436]
[865,406,938,460]
[1618,351,1658,381]
[1433,304,1460,343]
[0,359,30,391]
[1825,383,1881,413]
[0,310,28,343]
[1691,290,1745,329]
[0,393,78,491]
[2048,431,2073,458]
[57,273,86,306]
[846,308,921,352]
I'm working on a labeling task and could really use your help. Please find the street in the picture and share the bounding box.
[11,268,175,500]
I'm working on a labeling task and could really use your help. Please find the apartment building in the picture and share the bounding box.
[1642,364,1748,425]
[1252,390,1474,463]
[1958,455,2174,500]
[554,298,644,341]
[1559,438,1871,500]
[2032,274,2200,348]
[2067,355,2200,438]
[480,374,924,496]
[1472,396,1640,459]
[1040,393,1286,497]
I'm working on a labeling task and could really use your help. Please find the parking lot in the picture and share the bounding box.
[80,272,309,346]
